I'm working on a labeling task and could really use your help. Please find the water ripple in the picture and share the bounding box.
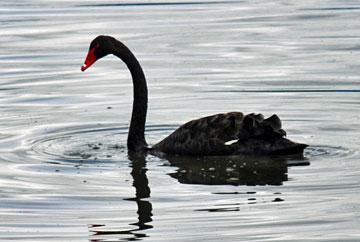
[1,0,360,241]
[79,1,236,8]
[29,124,128,163]
[304,145,352,159]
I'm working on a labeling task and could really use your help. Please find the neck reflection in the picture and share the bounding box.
[128,152,153,231]
[89,152,153,241]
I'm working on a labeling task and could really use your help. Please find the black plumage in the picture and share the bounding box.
[82,36,307,156]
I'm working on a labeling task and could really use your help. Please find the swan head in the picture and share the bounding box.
[81,35,117,71]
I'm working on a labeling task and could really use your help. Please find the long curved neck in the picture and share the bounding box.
[114,41,148,151]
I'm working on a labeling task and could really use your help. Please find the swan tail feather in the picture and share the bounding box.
[241,113,286,140]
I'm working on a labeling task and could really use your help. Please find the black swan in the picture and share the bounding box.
[81,35,307,156]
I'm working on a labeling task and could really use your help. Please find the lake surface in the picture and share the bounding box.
[1,0,360,241]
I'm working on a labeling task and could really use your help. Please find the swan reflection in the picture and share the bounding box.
[166,154,309,186]
[89,151,308,241]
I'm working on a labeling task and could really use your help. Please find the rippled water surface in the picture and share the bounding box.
[1,0,360,241]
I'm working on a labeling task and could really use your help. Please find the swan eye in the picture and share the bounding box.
[94,46,106,59]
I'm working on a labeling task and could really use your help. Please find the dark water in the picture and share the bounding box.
[1,0,360,241]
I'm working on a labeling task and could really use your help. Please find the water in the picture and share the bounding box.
[1,0,360,241]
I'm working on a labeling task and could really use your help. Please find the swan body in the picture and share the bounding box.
[153,112,306,156]
[81,35,307,156]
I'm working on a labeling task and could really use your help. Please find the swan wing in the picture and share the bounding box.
[153,112,292,156]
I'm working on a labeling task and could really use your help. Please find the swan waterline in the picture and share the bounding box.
[81,35,308,156]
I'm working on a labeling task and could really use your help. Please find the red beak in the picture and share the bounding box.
[81,46,98,72]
